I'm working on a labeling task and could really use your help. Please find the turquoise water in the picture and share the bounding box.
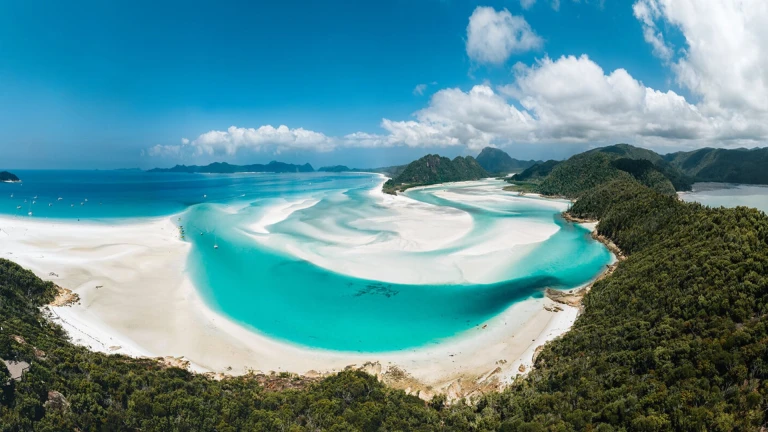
[681,182,768,213]
[0,171,612,352]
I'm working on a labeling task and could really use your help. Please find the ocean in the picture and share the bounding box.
[0,170,612,352]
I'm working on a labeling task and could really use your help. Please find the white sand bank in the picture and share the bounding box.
[246,178,563,285]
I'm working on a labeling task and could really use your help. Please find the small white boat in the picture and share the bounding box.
[57,197,63,201]
[49,203,52,207]
[214,244,219,249]
[32,200,36,204]
[28,211,32,216]
[80,202,84,206]
[203,194,207,198]
[16,205,21,210]
[84,198,88,202]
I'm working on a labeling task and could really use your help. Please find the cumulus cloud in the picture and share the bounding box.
[413,84,428,95]
[634,0,768,114]
[520,0,537,9]
[466,7,543,65]
[354,55,716,150]
[149,125,335,158]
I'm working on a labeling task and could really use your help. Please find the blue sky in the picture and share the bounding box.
[0,0,764,169]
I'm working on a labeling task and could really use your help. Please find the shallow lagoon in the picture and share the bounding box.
[0,171,612,352]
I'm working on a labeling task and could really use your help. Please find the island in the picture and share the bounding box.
[382,154,488,194]
[0,171,20,182]
[148,161,314,174]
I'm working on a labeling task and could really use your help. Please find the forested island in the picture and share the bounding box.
[0,171,20,182]
[382,154,488,194]
[148,161,314,174]
[3,144,768,430]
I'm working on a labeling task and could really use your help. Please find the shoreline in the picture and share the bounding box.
[0,181,615,400]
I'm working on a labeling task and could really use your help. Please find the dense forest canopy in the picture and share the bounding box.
[383,154,488,194]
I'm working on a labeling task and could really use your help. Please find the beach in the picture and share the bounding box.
[0,183,607,399]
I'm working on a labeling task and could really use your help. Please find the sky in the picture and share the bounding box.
[1,0,767,169]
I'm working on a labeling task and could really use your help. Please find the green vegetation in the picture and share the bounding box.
[665,147,768,184]
[148,161,314,174]
[0,171,20,182]
[514,160,561,181]
[383,154,488,194]
[475,147,538,175]
[506,144,691,198]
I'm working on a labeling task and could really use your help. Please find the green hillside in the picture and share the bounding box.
[507,144,690,198]
[591,144,693,191]
[383,154,488,194]
[665,147,768,184]
[475,147,538,174]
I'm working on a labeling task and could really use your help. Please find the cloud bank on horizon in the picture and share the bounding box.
[148,0,768,159]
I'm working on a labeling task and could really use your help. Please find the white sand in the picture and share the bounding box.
[0,182,596,398]
[246,178,563,285]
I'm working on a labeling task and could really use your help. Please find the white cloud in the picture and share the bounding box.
[466,7,543,65]
[349,54,766,150]
[149,125,335,158]
[634,0,768,115]
[150,2,768,159]
[520,0,537,9]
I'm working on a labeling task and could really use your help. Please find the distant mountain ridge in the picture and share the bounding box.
[383,154,488,194]
[507,144,691,198]
[149,161,314,174]
[476,147,539,174]
[664,147,768,184]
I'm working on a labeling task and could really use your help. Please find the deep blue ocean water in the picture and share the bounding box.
[0,170,612,352]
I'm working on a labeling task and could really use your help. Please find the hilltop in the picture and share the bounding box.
[148,161,314,174]
[475,147,539,174]
[383,154,488,194]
